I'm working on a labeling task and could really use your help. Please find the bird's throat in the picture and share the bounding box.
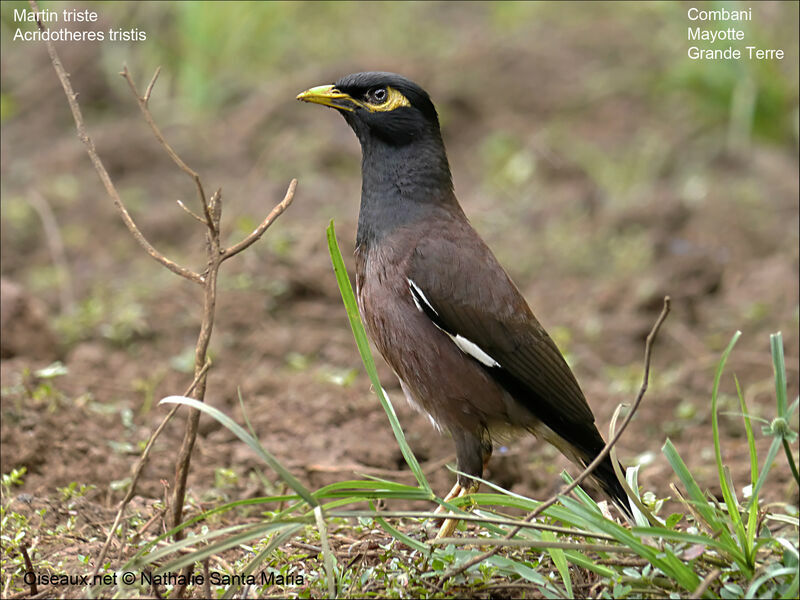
[356,137,456,248]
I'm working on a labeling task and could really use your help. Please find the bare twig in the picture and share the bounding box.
[30,0,204,285]
[143,66,161,105]
[6,587,52,600]
[202,559,212,599]
[27,189,75,314]
[90,360,211,580]
[439,296,671,580]
[222,179,297,261]
[20,544,36,595]
[170,267,219,534]
[36,2,297,591]
[177,200,206,225]
[120,66,215,234]
[130,508,164,544]
[690,568,721,599]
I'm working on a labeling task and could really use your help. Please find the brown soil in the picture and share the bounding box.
[1,4,798,597]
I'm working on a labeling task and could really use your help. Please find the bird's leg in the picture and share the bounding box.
[432,430,492,539]
[435,480,479,539]
[433,481,463,515]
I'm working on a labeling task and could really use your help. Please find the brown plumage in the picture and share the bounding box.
[298,72,631,527]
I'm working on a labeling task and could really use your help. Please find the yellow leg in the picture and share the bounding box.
[433,481,462,515]
[434,482,479,539]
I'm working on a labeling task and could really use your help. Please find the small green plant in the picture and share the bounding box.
[57,481,96,502]
[1,467,27,498]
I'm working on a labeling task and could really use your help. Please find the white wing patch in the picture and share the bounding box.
[407,278,501,368]
[450,334,500,367]
[407,278,438,315]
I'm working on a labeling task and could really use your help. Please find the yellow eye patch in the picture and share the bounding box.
[362,86,411,113]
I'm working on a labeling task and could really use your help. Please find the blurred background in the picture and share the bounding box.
[1,1,797,517]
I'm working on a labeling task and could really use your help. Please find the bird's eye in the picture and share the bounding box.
[368,88,388,104]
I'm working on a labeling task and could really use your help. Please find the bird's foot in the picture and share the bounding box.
[432,482,478,539]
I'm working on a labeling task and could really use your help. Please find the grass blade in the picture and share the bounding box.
[222,524,304,599]
[542,529,573,597]
[770,332,788,415]
[734,374,760,555]
[314,505,337,598]
[374,515,430,554]
[326,220,431,493]
[662,439,721,531]
[710,332,749,563]
[160,395,316,506]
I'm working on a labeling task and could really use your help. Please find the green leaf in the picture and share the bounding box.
[665,513,683,528]
[710,332,750,564]
[374,514,430,554]
[771,332,788,416]
[734,374,761,555]
[542,529,572,597]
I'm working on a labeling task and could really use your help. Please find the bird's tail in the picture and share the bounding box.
[589,454,633,519]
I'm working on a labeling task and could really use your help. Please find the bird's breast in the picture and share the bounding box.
[354,238,514,435]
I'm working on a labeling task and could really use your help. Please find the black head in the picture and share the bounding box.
[297,71,441,146]
[298,72,459,246]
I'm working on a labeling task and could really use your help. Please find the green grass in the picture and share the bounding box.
[76,220,798,598]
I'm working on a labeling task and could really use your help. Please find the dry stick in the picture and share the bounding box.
[20,544,37,596]
[35,3,298,592]
[6,587,52,600]
[171,246,219,530]
[120,66,215,233]
[90,360,211,580]
[27,189,75,314]
[439,296,671,581]
[30,1,204,285]
[116,80,294,594]
[202,559,212,599]
[177,199,207,225]
[37,10,291,544]
[119,70,296,597]
[690,568,721,599]
[222,179,297,261]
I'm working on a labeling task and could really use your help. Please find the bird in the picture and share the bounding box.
[297,72,631,535]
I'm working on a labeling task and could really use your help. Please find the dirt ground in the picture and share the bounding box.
[1,2,798,597]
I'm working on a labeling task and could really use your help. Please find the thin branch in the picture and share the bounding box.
[143,66,161,105]
[690,568,721,599]
[222,179,297,261]
[30,0,204,285]
[202,559,212,599]
[119,66,215,234]
[20,544,37,596]
[177,200,206,225]
[27,189,75,314]
[439,296,671,580]
[170,254,221,539]
[90,360,211,581]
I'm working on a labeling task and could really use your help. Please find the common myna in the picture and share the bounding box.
[298,72,631,533]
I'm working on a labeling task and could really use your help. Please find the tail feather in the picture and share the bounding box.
[590,454,632,519]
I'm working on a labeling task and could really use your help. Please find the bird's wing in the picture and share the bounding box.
[406,222,600,449]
